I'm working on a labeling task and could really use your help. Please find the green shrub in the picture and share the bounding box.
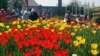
[95,17,100,24]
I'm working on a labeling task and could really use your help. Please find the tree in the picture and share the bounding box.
[66,0,84,15]
[0,0,8,9]
[8,0,26,12]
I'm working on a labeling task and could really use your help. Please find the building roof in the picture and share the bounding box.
[28,0,38,6]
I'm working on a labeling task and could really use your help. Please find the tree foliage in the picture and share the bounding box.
[66,0,84,15]
[0,0,8,9]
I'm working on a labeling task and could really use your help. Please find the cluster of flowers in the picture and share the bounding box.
[0,18,100,56]
[91,43,99,56]
[0,19,72,56]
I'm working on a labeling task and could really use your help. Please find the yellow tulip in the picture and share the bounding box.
[44,26,49,29]
[0,23,4,27]
[74,29,78,32]
[23,24,26,27]
[21,20,25,23]
[28,25,31,28]
[17,18,21,20]
[76,36,82,41]
[85,25,89,28]
[17,25,21,29]
[46,24,50,27]
[8,29,11,32]
[67,25,71,28]
[32,24,37,27]
[12,21,17,25]
[79,38,86,44]
[59,27,65,31]
[73,40,80,47]
[42,20,46,23]
[91,43,98,49]
[77,25,80,29]
[61,20,64,23]
[17,21,20,24]
[82,24,85,27]
[50,22,53,25]
[92,30,96,34]
[73,26,77,29]
[28,19,32,22]
[6,25,10,29]
[79,29,82,31]
[91,49,98,56]
[71,32,75,36]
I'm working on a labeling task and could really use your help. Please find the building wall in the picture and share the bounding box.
[28,6,66,17]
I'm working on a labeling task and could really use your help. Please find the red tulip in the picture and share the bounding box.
[17,41,23,49]
[24,51,31,56]
[54,49,69,56]
[1,39,8,46]
[64,37,72,44]
[53,44,60,49]
[23,40,30,47]
[7,53,13,56]
[34,46,42,56]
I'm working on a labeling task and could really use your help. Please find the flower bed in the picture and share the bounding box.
[0,18,100,56]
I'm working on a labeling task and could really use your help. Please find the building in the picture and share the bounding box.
[25,0,65,17]
[25,0,84,17]
[26,0,38,6]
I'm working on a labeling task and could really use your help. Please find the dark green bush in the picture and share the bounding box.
[95,17,100,24]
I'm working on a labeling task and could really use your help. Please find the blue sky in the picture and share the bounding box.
[35,0,100,6]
